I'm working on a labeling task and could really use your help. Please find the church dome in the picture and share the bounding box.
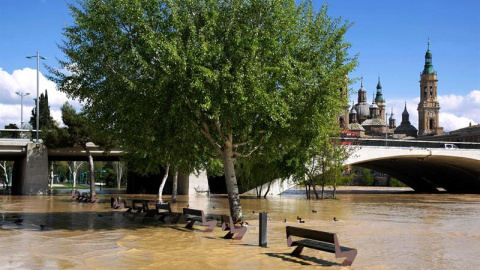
[355,103,370,118]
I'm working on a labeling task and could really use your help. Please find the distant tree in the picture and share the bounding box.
[29,90,56,131]
[2,124,19,138]
[68,161,85,188]
[42,102,112,201]
[0,161,13,191]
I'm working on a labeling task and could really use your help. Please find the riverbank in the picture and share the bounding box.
[282,185,414,195]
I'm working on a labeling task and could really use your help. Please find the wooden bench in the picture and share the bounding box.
[183,208,217,232]
[221,215,247,240]
[71,190,80,200]
[155,203,182,223]
[123,199,144,214]
[110,197,125,209]
[286,226,357,266]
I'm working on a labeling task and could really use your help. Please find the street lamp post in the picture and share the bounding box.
[26,51,46,142]
[15,91,30,128]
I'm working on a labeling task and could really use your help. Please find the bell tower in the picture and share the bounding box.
[417,39,443,136]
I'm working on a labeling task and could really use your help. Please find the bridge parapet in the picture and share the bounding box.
[340,138,480,150]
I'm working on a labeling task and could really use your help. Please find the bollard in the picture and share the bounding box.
[259,212,267,247]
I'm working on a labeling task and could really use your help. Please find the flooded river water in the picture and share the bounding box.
[0,192,478,270]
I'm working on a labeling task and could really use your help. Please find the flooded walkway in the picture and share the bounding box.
[0,193,479,269]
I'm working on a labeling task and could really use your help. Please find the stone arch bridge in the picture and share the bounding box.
[344,139,480,193]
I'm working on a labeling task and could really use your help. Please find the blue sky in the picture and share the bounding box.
[0,0,479,131]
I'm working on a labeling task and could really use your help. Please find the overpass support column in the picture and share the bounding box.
[180,170,209,195]
[13,143,48,195]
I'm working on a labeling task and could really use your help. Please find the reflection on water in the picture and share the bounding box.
[0,193,479,269]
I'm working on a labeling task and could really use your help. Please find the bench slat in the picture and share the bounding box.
[292,239,336,253]
[287,226,334,243]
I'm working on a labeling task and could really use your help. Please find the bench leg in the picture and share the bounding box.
[339,250,357,266]
[144,210,156,218]
[204,220,217,233]
[223,231,234,239]
[185,220,195,229]
[233,227,247,240]
[170,213,182,224]
[157,214,167,223]
[291,246,304,256]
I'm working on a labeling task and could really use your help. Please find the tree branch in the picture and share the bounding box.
[232,142,248,148]
[214,115,225,142]
[192,120,222,155]
[232,144,261,158]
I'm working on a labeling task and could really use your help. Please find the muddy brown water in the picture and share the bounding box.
[0,193,478,270]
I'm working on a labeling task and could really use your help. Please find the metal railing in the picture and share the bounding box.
[338,138,480,150]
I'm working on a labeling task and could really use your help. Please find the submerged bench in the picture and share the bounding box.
[110,197,125,209]
[183,208,217,232]
[155,203,182,223]
[123,199,144,214]
[286,226,357,266]
[221,215,247,240]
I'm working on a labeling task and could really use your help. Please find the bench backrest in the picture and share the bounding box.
[156,203,171,212]
[183,208,203,216]
[286,226,335,244]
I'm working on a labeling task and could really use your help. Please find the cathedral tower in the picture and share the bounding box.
[375,75,386,121]
[417,40,443,136]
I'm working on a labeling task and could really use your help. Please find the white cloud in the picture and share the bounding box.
[0,67,82,128]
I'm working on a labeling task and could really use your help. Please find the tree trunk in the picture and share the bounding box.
[115,161,124,189]
[158,164,170,202]
[263,180,272,198]
[171,168,178,202]
[221,145,243,222]
[1,161,8,188]
[333,184,337,199]
[85,148,96,201]
[311,178,319,200]
[50,163,54,187]
[72,166,77,188]
[321,184,325,200]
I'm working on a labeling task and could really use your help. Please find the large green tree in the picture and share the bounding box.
[52,0,356,221]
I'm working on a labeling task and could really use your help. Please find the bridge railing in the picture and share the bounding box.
[339,138,480,150]
[0,129,38,140]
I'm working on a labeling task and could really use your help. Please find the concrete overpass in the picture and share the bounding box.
[0,139,208,195]
[345,139,480,193]
[0,139,125,195]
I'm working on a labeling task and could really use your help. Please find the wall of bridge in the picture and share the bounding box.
[11,143,48,195]
[346,146,480,193]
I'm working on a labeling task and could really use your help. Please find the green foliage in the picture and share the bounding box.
[2,124,19,139]
[361,168,375,186]
[389,177,407,187]
[29,90,56,130]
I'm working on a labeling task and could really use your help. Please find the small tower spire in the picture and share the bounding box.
[423,38,434,74]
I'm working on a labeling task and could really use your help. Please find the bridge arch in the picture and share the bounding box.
[346,143,480,193]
